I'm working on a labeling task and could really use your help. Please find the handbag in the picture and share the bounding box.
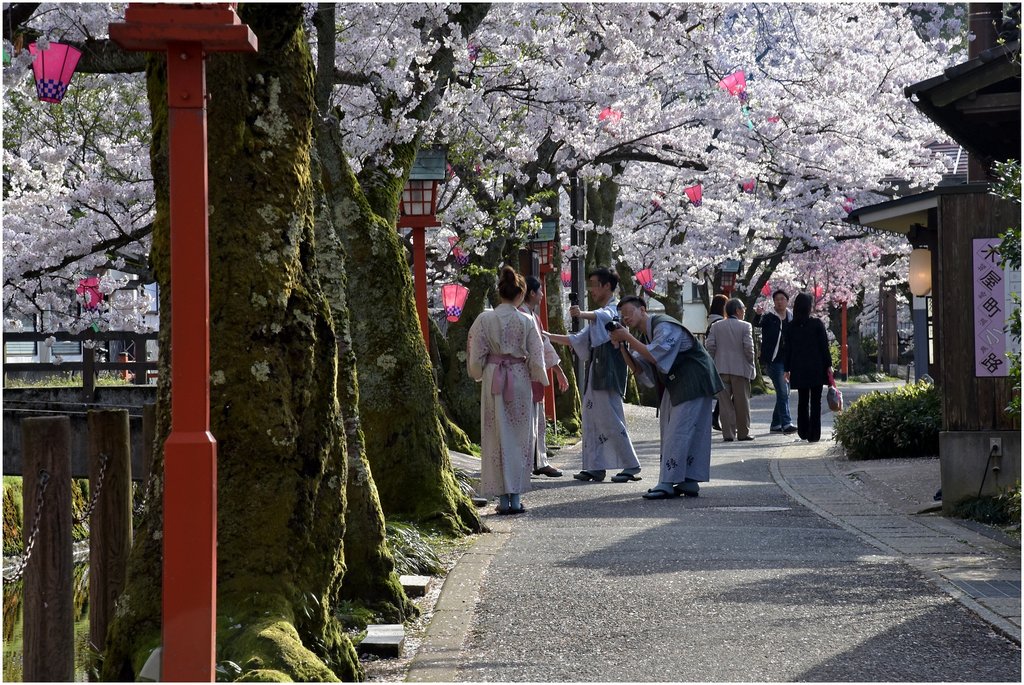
[826,369,843,412]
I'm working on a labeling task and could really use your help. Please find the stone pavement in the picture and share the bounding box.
[415,383,1021,681]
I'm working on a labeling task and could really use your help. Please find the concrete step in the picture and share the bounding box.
[399,574,432,598]
[357,624,405,658]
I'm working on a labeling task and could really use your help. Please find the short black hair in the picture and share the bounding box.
[772,289,789,301]
[587,267,619,292]
[525,275,542,296]
[616,295,647,311]
[725,298,745,317]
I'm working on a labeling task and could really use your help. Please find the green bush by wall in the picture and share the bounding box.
[833,381,941,459]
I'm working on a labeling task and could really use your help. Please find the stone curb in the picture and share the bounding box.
[770,441,1021,646]
[405,520,512,682]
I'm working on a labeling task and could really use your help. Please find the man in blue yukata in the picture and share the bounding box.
[609,295,724,499]
[545,268,642,483]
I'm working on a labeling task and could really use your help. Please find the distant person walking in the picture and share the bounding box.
[754,290,797,434]
[467,267,550,514]
[707,294,729,432]
[520,276,569,478]
[783,292,833,443]
[705,298,756,442]
[546,267,641,483]
[611,296,723,499]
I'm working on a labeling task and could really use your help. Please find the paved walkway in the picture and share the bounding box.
[412,383,1020,681]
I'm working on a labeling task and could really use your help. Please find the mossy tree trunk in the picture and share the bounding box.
[311,5,419,621]
[314,3,489,533]
[103,6,361,680]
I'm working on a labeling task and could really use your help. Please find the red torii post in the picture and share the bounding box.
[109,4,256,680]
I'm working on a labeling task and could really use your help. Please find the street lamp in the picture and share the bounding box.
[398,147,447,342]
[720,259,741,295]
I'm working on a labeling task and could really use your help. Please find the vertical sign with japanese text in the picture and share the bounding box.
[973,238,1009,377]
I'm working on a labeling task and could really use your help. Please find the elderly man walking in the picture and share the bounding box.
[705,298,756,442]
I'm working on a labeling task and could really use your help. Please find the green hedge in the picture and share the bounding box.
[833,381,941,459]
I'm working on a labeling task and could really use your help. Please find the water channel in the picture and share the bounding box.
[3,561,92,681]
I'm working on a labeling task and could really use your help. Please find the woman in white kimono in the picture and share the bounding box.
[520,276,570,477]
[467,267,550,514]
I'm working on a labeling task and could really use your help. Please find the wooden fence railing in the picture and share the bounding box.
[3,331,159,400]
[11,411,139,681]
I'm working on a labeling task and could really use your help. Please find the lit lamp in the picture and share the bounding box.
[441,283,469,322]
[635,268,655,293]
[28,41,82,103]
[909,248,932,296]
[399,147,447,341]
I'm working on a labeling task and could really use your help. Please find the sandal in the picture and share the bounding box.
[642,488,678,500]
[610,471,642,483]
[572,471,605,482]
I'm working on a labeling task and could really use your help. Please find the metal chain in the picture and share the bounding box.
[5,469,50,583]
[74,451,110,525]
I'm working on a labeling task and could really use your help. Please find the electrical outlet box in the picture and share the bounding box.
[989,437,1003,458]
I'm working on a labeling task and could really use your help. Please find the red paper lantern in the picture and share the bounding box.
[684,184,703,207]
[598,106,622,123]
[441,283,469,322]
[841,196,854,214]
[29,42,82,103]
[742,179,757,194]
[635,269,655,292]
[761,283,772,297]
[76,277,102,310]
[813,285,824,300]
[561,270,572,287]
[717,69,746,97]
[448,236,469,266]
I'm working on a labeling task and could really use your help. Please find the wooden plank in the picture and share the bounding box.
[22,416,74,681]
[87,409,134,655]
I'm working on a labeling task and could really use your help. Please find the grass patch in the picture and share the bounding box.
[952,482,1021,532]
[4,372,136,388]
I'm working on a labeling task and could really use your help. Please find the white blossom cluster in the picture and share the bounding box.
[3,2,967,335]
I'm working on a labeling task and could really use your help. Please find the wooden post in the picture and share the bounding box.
[82,344,96,401]
[141,402,157,484]
[87,409,133,655]
[22,416,74,682]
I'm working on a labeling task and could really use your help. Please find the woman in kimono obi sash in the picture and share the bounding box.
[467,267,550,514]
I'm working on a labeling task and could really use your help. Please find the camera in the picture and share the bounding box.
[568,292,578,306]
[604,317,622,332]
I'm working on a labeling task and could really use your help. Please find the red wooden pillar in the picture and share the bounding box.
[109,5,256,681]
[840,302,849,380]
[538,267,556,422]
[413,226,429,341]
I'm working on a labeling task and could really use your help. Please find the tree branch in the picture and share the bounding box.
[9,222,153,283]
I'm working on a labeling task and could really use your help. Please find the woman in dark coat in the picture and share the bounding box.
[783,293,833,442]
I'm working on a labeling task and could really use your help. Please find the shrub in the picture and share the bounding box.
[952,482,1021,527]
[833,381,941,459]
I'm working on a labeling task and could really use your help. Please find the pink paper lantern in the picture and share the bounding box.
[717,69,746,97]
[684,184,703,207]
[761,283,772,297]
[29,42,82,104]
[561,270,572,288]
[635,269,655,292]
[813,285,824,300]
[448,236,469,266]
[76,277,102,310]
[441,283,469,322]
[598,106,622,123]
[742,179,757,194]
[767,115,781,123]
[841,196,855,214]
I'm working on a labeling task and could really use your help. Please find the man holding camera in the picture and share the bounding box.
[545,267,641,483]
[610,296,724,499]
